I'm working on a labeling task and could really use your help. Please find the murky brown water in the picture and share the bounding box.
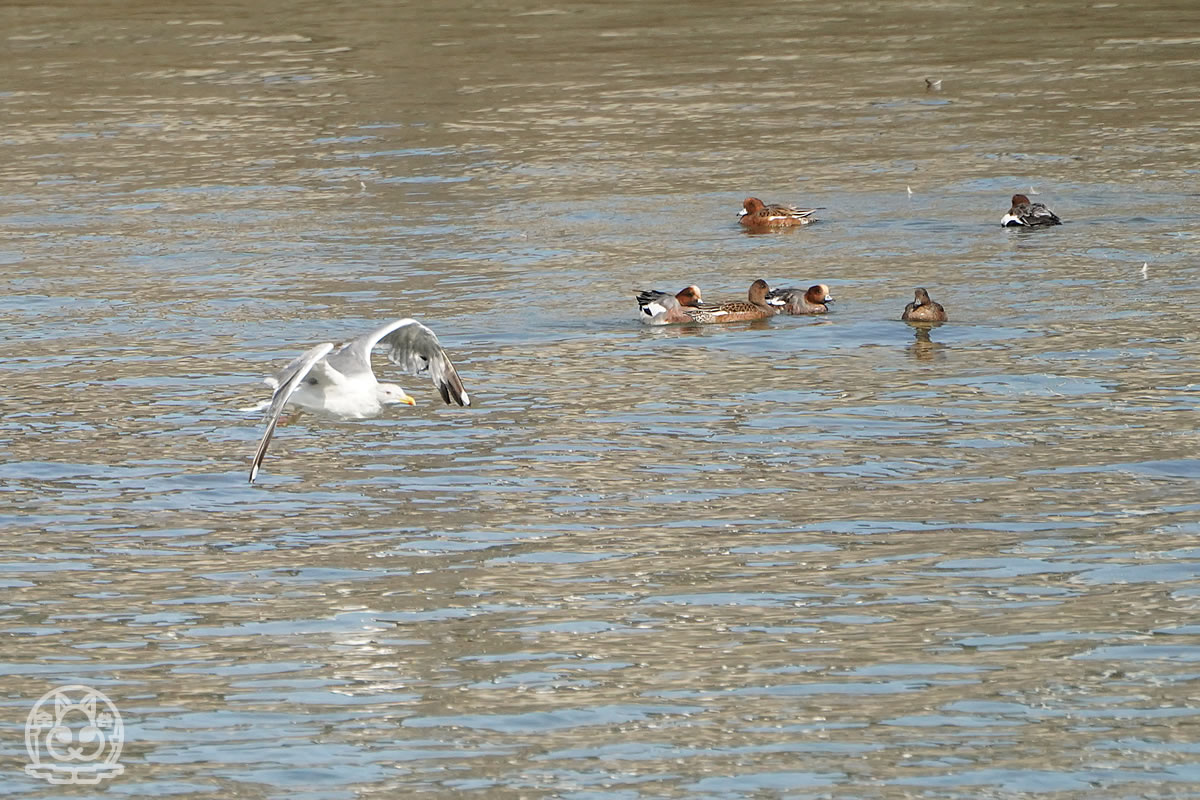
[4,1,1200,797]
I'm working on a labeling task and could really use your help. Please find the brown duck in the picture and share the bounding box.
[766,283,833,315]
[636,285,707,325]
[738,197,819,228]
[687,279,778,323]
[901,288,948,322]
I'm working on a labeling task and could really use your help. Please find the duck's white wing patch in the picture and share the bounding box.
[636,291,676,324]
[642,300,669,317]
[767,208,816,222]
[766,292,793,307]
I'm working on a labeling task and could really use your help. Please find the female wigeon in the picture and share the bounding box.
[766,284,833,315]
[636,285,706,325]
[686,279,778,323]
[738,197,819,228]
[901,288,948,322]
[1001,193,1061,227]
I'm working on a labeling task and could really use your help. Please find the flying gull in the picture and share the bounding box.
[249,318,470,483]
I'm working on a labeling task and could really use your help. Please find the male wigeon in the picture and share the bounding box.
[685,279,778,323]
[738,197,819,228]
[901,288,948,322]
[1001,193,1061,227]
[636,285,707,326]
[766,284,833,315]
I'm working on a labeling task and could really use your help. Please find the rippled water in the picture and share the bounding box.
[3,1,1200,797]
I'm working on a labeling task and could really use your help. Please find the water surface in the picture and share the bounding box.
[3,1,1200,797]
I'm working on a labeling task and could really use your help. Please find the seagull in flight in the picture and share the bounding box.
[249,318,470,483]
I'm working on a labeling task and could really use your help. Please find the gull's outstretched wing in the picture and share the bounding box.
[327,318,470,407]
[249,342,334,484]
[265,346,329,390]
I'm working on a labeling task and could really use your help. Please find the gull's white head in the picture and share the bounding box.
[377,383,416,407]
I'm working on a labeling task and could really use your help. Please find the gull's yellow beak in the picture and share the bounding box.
[400,394,416,406]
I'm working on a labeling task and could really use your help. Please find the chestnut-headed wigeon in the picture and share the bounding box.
[901,288,948,322]
[738,197,819,228]
[1001,193,1061,227]
[766,284,833,315]
[636,285,706,325]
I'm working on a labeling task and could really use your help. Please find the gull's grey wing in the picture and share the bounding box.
[267,348,322,389]
[328,318,469,406]
[250,342,334,484]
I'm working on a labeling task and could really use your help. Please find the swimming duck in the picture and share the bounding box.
[636,285,707,325]
[686,279,778,323]
[766,284,833,315]
[738,197,819,228]
[1001,193,1061,227]
[901,288,948,322]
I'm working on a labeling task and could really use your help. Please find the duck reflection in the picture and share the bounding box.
[906,322,947,361]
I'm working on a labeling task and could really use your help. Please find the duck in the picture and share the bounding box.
[738,197,819,228]
[1001,193,1061,227]
[686,279,778,323]
[766,284,833,315]
[636,285,707,325]
[901,288,948,322]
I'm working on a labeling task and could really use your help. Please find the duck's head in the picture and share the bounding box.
[807,284,833,304]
